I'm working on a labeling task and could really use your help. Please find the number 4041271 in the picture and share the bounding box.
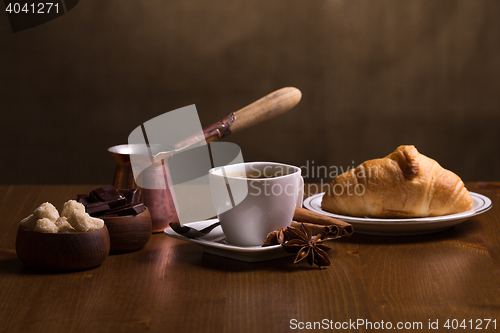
[443,319,496,330]
[5,2,59,14]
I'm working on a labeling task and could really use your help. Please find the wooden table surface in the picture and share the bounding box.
[1,183,499,332]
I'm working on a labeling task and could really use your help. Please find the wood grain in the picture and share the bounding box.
[0,183,499,332]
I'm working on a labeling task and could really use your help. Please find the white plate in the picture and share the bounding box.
[303,192,492,236]
[164,219,293,262]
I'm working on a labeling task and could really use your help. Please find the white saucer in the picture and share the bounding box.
[164,219,293,262]
[303,192,492,236]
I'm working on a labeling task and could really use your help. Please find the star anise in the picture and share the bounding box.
[282,223,331,268]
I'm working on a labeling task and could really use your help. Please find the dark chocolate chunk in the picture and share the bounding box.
[76,194,93,206]
[86,201,111,217]
[80,186,144,217]
[90,185,125,203]
[89,186,127,209]
[107,197,127,209]
[103,203,146,217]
[118,189,142,205]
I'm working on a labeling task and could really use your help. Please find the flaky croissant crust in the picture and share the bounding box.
[321,145,473,218]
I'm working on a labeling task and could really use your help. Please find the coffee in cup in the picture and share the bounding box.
[208,162,303,246]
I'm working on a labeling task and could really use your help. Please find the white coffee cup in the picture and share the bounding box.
[208,162,304,247]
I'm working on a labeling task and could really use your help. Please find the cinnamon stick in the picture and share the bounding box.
[290,222,340,239]
[263,207,354,247]
[293,206,354,237]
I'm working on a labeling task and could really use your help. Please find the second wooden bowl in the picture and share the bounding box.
[102,207,152,253]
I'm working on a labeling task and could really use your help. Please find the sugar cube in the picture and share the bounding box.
[67,210,104,232]
[33,218,59,233]
[54,216,75,233]
[61,200,85,218]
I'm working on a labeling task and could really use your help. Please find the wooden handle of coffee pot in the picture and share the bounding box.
[231,87,302,134]
[204,87,302,142]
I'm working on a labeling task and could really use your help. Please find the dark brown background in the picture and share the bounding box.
[1,0,499,184]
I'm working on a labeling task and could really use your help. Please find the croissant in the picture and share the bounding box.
[321,145,473,218]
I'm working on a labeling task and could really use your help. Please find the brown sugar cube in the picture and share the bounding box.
[20,214,37,230]
[33,218,59,233]
[54,216,75,233]
[67,210,104,232]
[20,202,60,230]
[61,200,85,218]
[34,202,60,221]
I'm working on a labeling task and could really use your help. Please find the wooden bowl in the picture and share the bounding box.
[102,207,152,253]
[16,225,110,271]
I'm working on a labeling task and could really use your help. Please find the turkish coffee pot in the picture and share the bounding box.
[108,87,302,232]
